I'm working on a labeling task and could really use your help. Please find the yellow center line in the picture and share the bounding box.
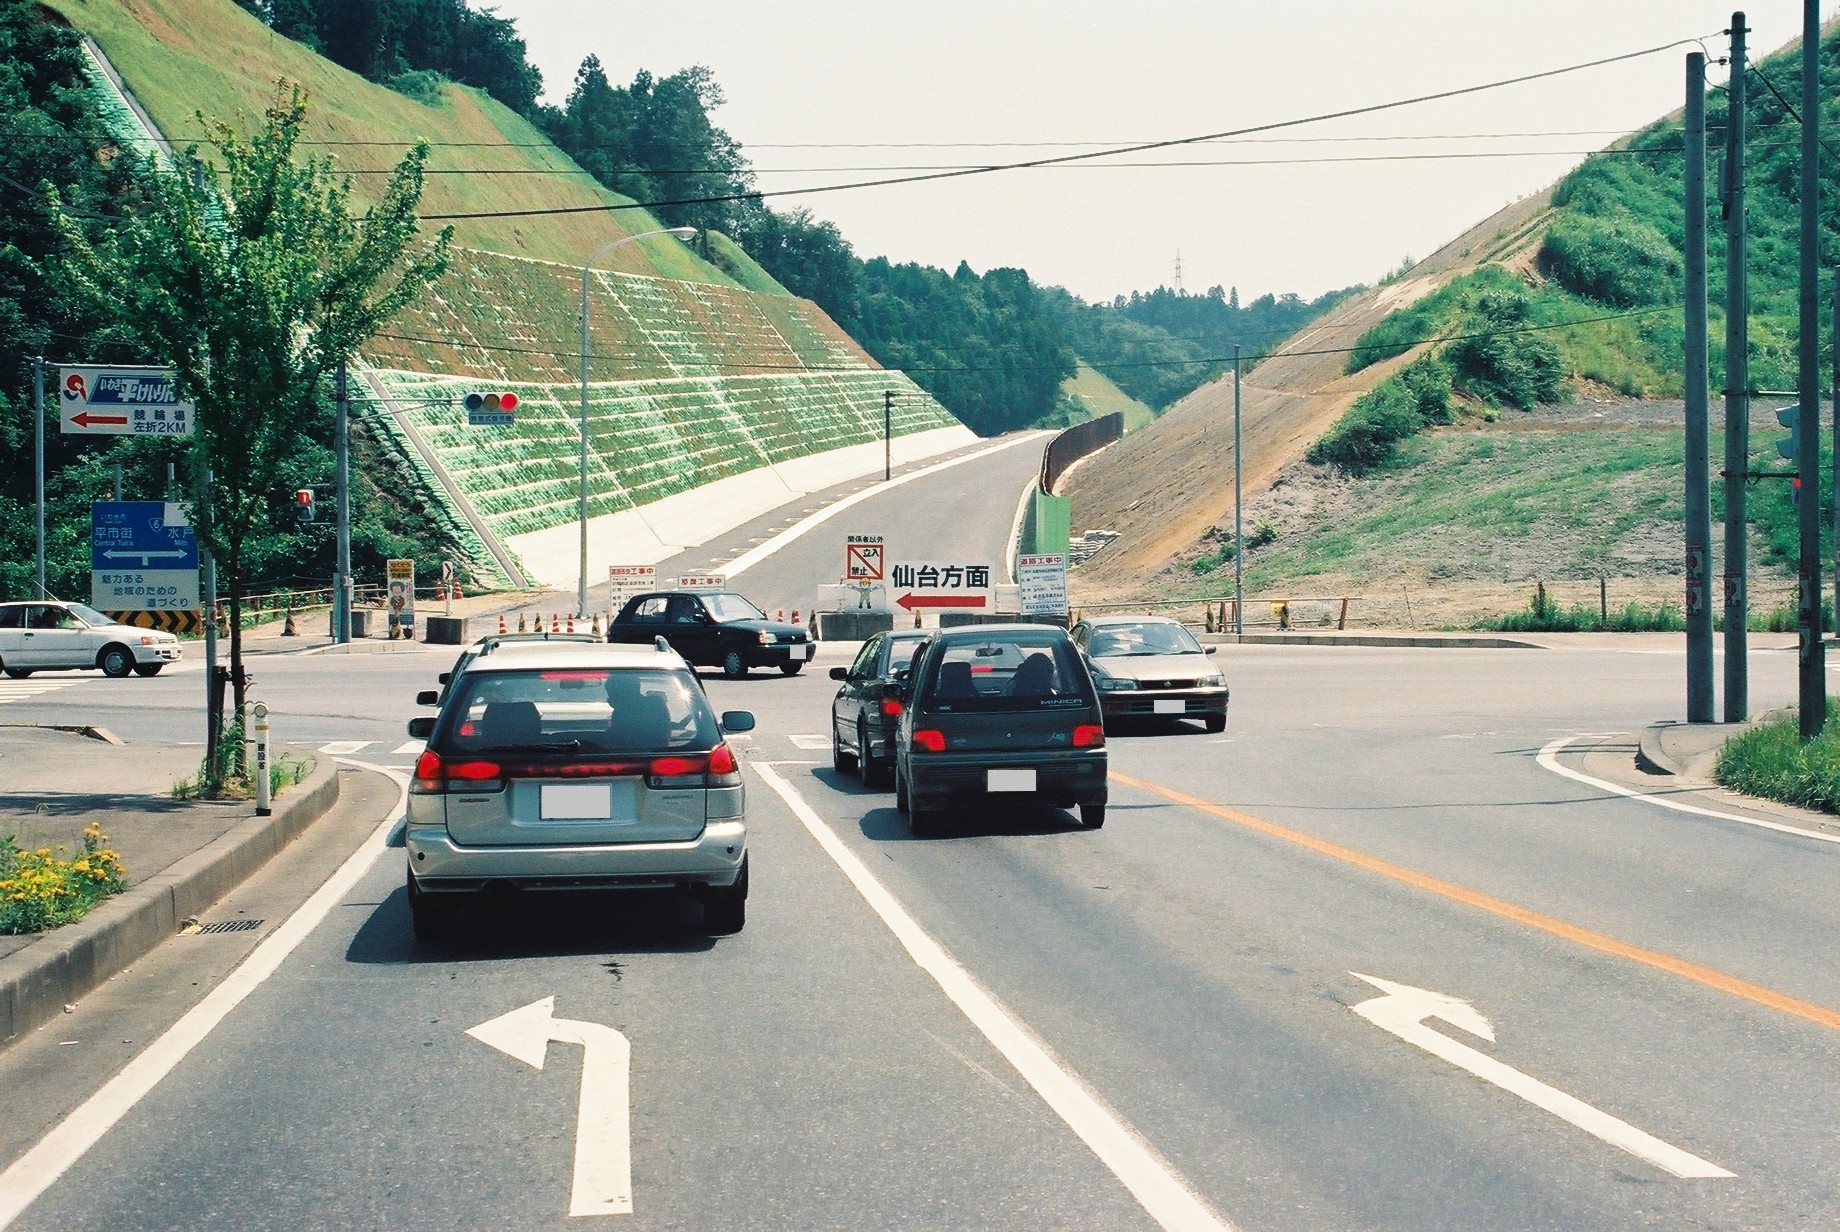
[1111,770,1840,1032]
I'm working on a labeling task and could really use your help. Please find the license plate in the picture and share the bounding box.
[788,643,810,660]
[1153,699,1186,715]
[540,784,612,819]
[987,768,1036,792]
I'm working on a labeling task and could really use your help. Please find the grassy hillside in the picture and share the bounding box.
[1061,364,1155,433]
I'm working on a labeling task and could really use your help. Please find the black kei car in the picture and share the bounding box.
[828,628,929,787]
[892,624,1107,837]
[607,590,813,678]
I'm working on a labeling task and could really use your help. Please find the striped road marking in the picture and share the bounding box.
[0,678,85,705]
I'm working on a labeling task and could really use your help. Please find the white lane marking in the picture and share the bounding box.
[715,432,1051,580]
[1538,735,1840,846]
[469,998,633,1218]
[316,740,373,755]
[392,740,425,756]
[0,762,406,1229]
[0,679,84,704]
[752,762,1235,1232]
[1350,973,1733,1179]
[786,734,831,750]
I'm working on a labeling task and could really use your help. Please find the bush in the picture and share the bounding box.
[1716,702,1840,813]
[1474,589,1683,633]
[1309,355,1453,474]
[1446,292,1564,409]
[0,824,128,934]
[1538,214,1681,308]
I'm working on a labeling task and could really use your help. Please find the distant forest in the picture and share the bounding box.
[231,0,1354,433]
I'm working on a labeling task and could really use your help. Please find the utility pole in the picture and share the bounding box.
[1722,11,1750,723]
[883,389,894,481]
[1795,0,1825,739]
[1233,344,1243,637]
[1684,52,1714,722]
[335,360,351,644]
[33,356,45,600]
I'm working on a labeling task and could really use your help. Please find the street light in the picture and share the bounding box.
[579,225,697,616]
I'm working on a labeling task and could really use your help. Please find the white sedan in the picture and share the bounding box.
[0,601,184,678]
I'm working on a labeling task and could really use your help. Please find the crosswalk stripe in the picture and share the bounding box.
[315,740,373,755]
[392,741,424,756]
[0,679,84,704]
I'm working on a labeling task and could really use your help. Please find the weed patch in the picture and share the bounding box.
[1716,703,1840,813]
[0,824,128,935]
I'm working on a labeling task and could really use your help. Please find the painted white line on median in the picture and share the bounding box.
[716,432,1050,580]
[1539,735,1840,846]
[751,762,1235,1232]
[0,762,407,1230]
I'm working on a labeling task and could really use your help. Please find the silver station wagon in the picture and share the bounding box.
[403,641,754,941]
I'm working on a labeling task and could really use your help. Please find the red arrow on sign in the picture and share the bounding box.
[71,411,129,427]
[896,593,989,611]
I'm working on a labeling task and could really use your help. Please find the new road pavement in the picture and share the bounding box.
[2,453,1838,1228]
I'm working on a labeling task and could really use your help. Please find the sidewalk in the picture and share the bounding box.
[0,726,340,1048]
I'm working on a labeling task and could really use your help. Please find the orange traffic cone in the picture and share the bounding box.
[282,608,297,636]
[776,609,785,622]
[517,611,527,633]
[791,609,800,625]
[550,612,559,633]
[453,582,464,599]
[591,612,602,637]
[566,613,575,634]
[498,612,507,635]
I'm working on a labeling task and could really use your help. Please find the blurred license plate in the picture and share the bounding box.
[987,768,1036,792]
[788,643,810,660]
[1153,699,1185,714]
[541,784,612,819]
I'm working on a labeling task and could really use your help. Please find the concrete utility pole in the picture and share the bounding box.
[1233,344,1243,636]
[1795,0,1825,739]
[1723,12,1750,722]
[884,389,894,481]
[335,360,351,644]
[33,356,45,600]
[1684,52,1715,723]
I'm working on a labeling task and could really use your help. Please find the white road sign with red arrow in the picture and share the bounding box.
[59,366,194,436]
[890,561,993,612]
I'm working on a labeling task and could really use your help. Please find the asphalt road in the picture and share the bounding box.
[4,458,1839,1227]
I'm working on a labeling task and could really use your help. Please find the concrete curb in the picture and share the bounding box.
[1198,631,1542,649]
[0,760,340,1049]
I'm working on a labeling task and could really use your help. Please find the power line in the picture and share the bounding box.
[421,36,1705,222]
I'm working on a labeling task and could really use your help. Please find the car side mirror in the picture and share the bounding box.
[828,666,849,681]
[438,671,451,684]
[1205,645,1217,655]
[721,710,756,733]
[882,680,905,704]
[416,689,440,706]
[406,716,436,739]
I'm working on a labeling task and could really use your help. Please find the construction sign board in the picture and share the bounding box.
[387,559,415,636]
[608,565,657,609]
[845,534,885,581]
[1016,553,1069,616]
[60,366,194,436]
[889,561,993,613]
[676,575,726,591]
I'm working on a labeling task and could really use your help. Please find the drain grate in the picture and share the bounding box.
[196,919,263,935]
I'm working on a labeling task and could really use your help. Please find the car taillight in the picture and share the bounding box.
[880,697,903,717]
[913,729,946,753]
[1073,724,1106,749]
[707,742,741,787]
[411,751,505,793]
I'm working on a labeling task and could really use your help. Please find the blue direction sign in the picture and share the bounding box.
[91,501,200,570]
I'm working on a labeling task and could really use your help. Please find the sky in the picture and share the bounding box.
[493,2,1831,306]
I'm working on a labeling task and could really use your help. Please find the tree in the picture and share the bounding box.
[55,85,450,778]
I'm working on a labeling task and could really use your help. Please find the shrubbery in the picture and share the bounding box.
[1308,354,1453,473]
[1538,214,1680,308]
[1444,291,1565,409]
[1716,702,1840,813]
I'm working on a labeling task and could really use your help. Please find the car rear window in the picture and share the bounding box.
[918,636,1094,712]
[443,668,717,754]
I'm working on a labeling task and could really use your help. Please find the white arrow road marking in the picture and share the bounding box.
[1539,734,1840,846]
[1349,972,1733,1179]
[469,997,633,1218]
[754,762,1235,1231]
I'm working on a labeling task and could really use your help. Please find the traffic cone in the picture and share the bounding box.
[776,609,785,622]
[551,612,559,633]
[566,613,575,634]
[498,612,507,635]
[790,609,800,626]
[454,582,464,599]
[282,608,297,636]
[591,612,602,637]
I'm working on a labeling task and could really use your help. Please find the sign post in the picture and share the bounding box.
[1017,553,1069,617]
[387,559,415,640]
[59,366,194,437]
[90,500,201,630]
[845,534,885,583]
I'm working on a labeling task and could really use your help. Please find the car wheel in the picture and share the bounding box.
[98,645,134,678]
[721,646,749,679]
[407,871,457,945]
[779,660,803,676]
[134,665,164,678]
[1205,713,1227,733]
[858,721,890,788]
[833,722,858,773]
[3,666,30,679]
[1079,803,1106,829]
[704,858,748,935]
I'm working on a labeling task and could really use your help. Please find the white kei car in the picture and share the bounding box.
[0,601,184,678]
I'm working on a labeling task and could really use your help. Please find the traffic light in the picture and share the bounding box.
[293,488,315,524]
[464,391,519,414]
[1776,404,1799,460]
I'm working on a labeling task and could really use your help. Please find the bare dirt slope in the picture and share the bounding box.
[1065,188,1559,601]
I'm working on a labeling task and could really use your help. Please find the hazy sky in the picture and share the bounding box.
[493,2,1829,305]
